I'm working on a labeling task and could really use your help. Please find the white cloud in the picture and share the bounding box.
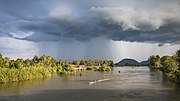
[48,6,74,22]
[90,6,177,31]
[0,37,38,59]
[10,31,34,38]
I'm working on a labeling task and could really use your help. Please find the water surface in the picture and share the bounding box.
[0,66,180,101]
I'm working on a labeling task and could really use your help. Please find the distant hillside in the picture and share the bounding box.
[140,60,150,66]
[116,58,149,66]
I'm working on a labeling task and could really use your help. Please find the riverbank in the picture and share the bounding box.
[149,67,180,83]
[149,50,180,83]
[163,70,180,83]
[0,54,114,84]
[0,66,75,84]
[0,67,51,83]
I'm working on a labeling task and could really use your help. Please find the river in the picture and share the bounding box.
[0,66,180,101]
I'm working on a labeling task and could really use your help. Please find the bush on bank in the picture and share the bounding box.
[149,49,180,83]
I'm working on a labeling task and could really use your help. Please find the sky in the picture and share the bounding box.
[0,0,180,62]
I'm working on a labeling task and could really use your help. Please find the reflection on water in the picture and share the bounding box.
[0,66,180,101]
[0,78,51,96]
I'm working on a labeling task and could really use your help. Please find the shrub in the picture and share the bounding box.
[0,67,51,83]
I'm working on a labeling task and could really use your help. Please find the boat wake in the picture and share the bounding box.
[89,78,110,85]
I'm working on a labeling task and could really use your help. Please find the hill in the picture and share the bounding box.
[116,58,149,66]
[140,60,150,66]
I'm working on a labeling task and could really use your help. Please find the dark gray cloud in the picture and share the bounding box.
[0,0,180,44]
[0,0,51,20]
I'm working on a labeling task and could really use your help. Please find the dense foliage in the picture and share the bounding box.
[72,59,114,71]
[0,54,74,83]
[72,59,114,67]
[149,49,180,82]
[0,54,114,83]
[0,67,51,83]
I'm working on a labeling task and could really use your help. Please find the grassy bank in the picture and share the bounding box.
[86,65,112,71]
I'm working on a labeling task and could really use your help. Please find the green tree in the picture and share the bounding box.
[10,60,16,68]
[80,60,86,65]
[15,59,24,69]
[24,59,31,67]
[98,64,111,71]
[3,57,10,68]
[161,56,178,72]
[149,55,162,68]
[32,55,39,63]
[72,60,80,65]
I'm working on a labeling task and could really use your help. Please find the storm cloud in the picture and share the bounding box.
[0,0,180,44]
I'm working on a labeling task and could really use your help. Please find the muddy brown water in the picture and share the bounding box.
[0,66,180,101]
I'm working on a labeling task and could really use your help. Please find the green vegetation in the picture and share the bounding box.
[72,59,114,67]
[98,64,111,71]
[86,64,112,71]
[149,49,180,83]
[72,59,114,71]
[149,55,162,69]
[0,53,114,83]
[0,54,75,83]
[0,67,51,83]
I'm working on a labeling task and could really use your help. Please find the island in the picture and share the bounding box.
[0,53,114,84]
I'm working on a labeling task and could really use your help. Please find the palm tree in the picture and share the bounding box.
[32,55,39,63]
[3,57,10,68]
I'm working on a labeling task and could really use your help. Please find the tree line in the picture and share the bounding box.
[0,54,114,83]
[149,49,180,83]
